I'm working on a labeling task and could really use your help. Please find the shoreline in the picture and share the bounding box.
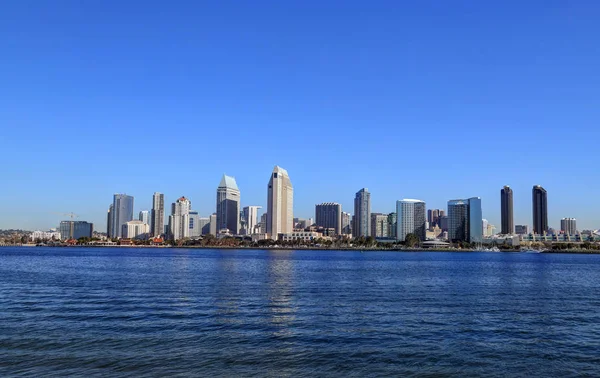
[2,244,600,254]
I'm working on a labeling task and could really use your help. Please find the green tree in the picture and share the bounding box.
[404,233,420,248]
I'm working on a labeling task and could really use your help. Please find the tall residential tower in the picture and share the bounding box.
[396,199,427,242]
[532,185,548,235]
[111,194,134,238]
[353,188,371,237]
[267,166,293,238]
[500,185,514,234]
[151,192,165,237]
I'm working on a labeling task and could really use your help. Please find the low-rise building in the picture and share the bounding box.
[482,235,520,246]
[122,220,150,239]
[281,231,325,242]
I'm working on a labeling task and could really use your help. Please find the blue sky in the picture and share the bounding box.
[1,0,599,231]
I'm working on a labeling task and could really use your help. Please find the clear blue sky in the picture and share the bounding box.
[1,0,599,231]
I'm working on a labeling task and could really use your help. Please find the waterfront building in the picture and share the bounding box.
[199,217,211,235]
[515,225,529,235]
[315,203,342,235]
[281,231,327,242]
[30,229,61,241]
[561,218,577,235]
[500,185,514,234]
[151,192,165,237]
[353,188,371,237]
[111,194,134,238]
[396,199,426,242]
[209,213,217,236]
[243,206,262,235]
[216,175,241,234]
[370,213,390,238]
[267,166,294,239]
[532,185,548,235]
[447,197,483,243]
[139,210,149,225]
[189,211,201,238]
[439,215,448,232]
[168,196,191,240]
[341,212,352,235]
[122,220,150,239]
[60,221,93,240]
[107,204,113,237]
[387,212,397,239]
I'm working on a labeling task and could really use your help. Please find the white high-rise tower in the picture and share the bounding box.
[169,196,191,240]
[267,166,293,239]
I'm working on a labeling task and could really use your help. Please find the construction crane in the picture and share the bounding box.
[53,212,79,220]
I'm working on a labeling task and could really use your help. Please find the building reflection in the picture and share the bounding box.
[266,250,296,336]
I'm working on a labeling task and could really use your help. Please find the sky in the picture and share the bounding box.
[1,0,599,232]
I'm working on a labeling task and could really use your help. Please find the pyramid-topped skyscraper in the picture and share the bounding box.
[216,174,241,234]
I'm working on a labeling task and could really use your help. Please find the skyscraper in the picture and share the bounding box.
[341,212,352,235]
[111,194,134,238]
[387,212,397,239]
[188,211,201,238]
[353,188,371,237]
[139,210,149,225]
[371,213,390,238]
[216,175,241,234]
[267,166,293,238]
[500,185,514,234]
[243,206,262,235]
[151,192,165,237]
[532,185,548,235]
[315,203,342,235]
[561,218,577,235]
[396,199,426,241]
[60,221,94,240]
[447,197,482,243]
[107,204,113,237]
[169,196,191,240]
[427,209,443,229]
[209,213,217,236]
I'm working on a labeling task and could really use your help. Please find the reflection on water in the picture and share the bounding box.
[266,251,296,330]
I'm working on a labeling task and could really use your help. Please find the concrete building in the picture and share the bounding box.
[199,217,211,235]
[427,209,444,229]
[515,225,529,235]
[482,219,489,236]
[315,203,342,235]
[396,199,426,241]
[122,220,150,239]
[151,192,165,237]
[561,218,577,235]
[169,196,191,240]
[216,175,241,234]
[500,185,514,234]
[267,166,293,239]
[353,188,371,237]
[111,194,134,238]
[439,215,448,232]
[447,197,482,243]
[107,204,113,236]
[341,212,352,235]
[243,206,262,235]
[139,210,149,225]
[281,231,327,242]
[60,221,93,240]
[370,213,390,238]
[189,211,201,238]
[30,229,61,241]
[387,212,397,239]
[209,213,217,236]
[532,185,548,235]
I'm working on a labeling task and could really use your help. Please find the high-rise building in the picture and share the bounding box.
[122,220,150,239]
[243,206,262,235]
[267,166,293,238]
[515,225,529,235]
[532,185,548,235]
[561,218,577,235]
[60,221,93,240]
[259,212,268,234]
[139,210,149,225]
[169,196,191,240]
[315,203,342,235]
[427,209,444,229]
[107,204,113,237]
[371,213,390,238]
[111,194,134,238]
[209,213,217,236]
[216,175,241,234]
[151,192,165,237]
[482,219,489,236]
[500,185,514,234]
[447,197,482,243]
[396,199,426,241]
[439,215,448,232]
[353,188,371,237]
[199,217,211,235]
[189,211,201,238]
[387,212,397,239]
[341,212,352,235]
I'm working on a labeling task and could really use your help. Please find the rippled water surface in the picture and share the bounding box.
[2,247,600,377]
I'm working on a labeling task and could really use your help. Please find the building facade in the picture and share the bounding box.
[122,220,150,239]
[267,166,294,238]
[370,213,390,238]
[209,213,217,236]
[243,206,262,235]
[169,196,191,240]
[353,188,371,238]
[501,185,514,234]
[60,221,93,240]
[188,211,201,238]
[561,218,577,235]
[387,212,397,239]
[111,194,134,238]
[216,175,241,234]
[315,203,342,235]
[139,210,149,225]
[151,192,165,237]
[396,199,426,241]
[447,197,482,243]
[341,212,352,235]
[532,185,548,235]
[515,225,529,235]
[107,204,113,236]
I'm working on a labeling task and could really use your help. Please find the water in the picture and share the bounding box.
[1,247,600,377]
